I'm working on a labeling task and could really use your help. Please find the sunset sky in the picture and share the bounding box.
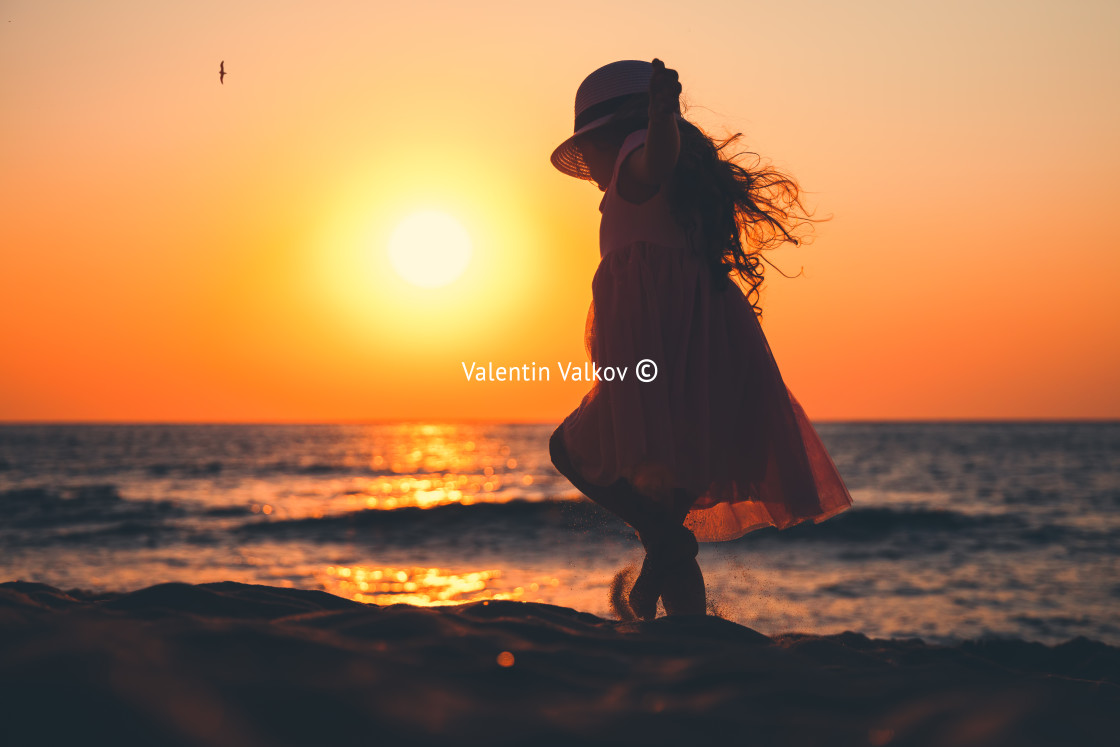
[2,0,1118,422]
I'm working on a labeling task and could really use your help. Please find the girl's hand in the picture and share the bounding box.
[649,58,681,119]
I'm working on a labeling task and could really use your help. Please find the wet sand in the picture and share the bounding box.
[1,580,1116,746]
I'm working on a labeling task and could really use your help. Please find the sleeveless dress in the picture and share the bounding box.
[557,129,852,542]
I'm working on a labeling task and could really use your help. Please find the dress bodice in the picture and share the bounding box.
[598,129,697,257]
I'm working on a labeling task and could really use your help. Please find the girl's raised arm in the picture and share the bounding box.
[624,59,681,188]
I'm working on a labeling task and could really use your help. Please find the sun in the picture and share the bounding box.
[387,210,472,288]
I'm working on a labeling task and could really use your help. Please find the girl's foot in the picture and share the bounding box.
[627,525,699,621]
[627,553,664,621]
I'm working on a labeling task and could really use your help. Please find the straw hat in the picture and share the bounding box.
[550,60,655,180]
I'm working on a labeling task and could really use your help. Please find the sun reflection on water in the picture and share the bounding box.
[320,564,561,607]
[188,423,570,524]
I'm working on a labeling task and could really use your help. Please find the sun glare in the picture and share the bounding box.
[388,210,472,288]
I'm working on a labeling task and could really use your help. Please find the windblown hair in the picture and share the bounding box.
[586,94,817,315]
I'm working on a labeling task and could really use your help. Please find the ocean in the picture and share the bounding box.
[1,422,1117,645]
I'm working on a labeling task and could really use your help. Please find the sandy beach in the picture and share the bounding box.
[1,579,1116,747]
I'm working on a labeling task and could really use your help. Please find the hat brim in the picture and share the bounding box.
[550,112,686,180]
[549,113,616,180]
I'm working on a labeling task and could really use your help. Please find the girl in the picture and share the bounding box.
[548,59,853,620]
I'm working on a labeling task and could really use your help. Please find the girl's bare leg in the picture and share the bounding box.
[659,556,706,616]
[550,427,706,618]
[642,489,706,616]
[629,515,698,619]
[549,427,666,537]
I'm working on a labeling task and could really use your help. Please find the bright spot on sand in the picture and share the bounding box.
[388,210,472,288]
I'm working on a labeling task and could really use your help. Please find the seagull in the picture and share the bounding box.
[219,61,226,85]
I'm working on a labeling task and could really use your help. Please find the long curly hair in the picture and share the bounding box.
[585,94,818,315]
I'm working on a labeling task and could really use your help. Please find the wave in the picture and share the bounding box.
[0,485,183,529]
[138,460,528,480]
[4,489,1116,555]
[779,506,1025,538]
[234,499,622,542]
[237,502,1118,552]
[141,460,401,478]
[0,486,187,547]
[145,461,225,477]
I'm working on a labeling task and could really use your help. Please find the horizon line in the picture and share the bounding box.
[2,417,1118,426]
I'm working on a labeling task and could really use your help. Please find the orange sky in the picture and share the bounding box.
[2,1,1118,422]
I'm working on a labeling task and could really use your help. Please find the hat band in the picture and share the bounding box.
[574,92,646,132]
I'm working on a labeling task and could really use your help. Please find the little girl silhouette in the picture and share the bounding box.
[548,59,853,620]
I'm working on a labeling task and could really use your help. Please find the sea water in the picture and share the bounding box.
[1,422,1117,645]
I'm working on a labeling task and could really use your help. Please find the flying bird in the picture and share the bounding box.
[219,60,226,85]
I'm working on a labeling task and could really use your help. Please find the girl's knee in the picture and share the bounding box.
[550,426,585,488]
[638,521,698,561]
[548,426,568,472]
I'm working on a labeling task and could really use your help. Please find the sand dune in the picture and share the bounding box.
[1,580,1116,746]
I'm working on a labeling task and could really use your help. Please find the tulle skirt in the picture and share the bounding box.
[558,242,852,542]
